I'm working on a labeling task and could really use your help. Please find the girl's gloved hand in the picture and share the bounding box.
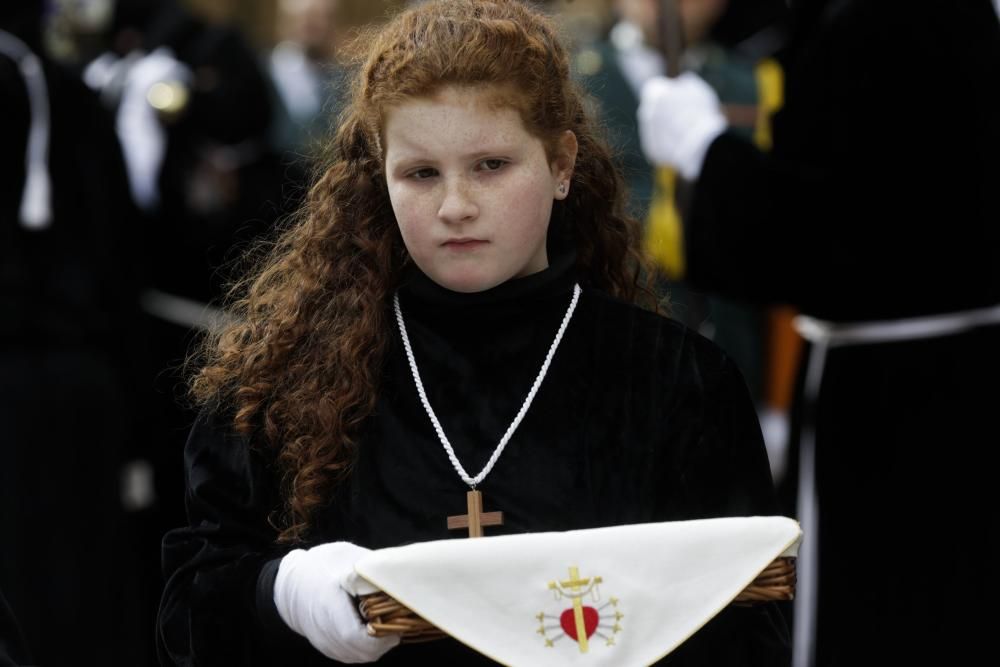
[274,542,401,663]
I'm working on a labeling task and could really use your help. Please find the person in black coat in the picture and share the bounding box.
[1,1,149,664]
[78,4,292,658]
[637,1,1000,665]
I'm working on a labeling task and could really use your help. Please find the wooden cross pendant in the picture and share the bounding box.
[446,490,504,538]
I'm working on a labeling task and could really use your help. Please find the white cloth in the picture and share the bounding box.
[275,542,401,663]
[793,302,1000,348]
[637,72,728,181]
[0,29,52,230]
[759,406,791,485]
[608,21,713,99]
[269,41,325,122]
[609,20,666,97]
[356,516,801,666]
[112,48,191,210]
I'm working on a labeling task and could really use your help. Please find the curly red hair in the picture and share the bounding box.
[191,0,658,542]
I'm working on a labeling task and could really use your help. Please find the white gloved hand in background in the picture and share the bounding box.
[637,72,728,181]
[274,541,401,663]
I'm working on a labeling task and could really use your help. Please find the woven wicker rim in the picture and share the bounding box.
[360,556,796,642]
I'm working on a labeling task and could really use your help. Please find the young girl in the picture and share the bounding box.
[157,1,787,665]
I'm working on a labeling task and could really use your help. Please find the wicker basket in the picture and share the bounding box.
[360,556,796,642]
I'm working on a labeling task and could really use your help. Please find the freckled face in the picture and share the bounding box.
[383,86,574,293]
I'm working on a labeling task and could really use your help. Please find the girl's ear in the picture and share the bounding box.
[552,130,578,199]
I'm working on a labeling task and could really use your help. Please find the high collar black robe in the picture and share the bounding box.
[157,252,789,666]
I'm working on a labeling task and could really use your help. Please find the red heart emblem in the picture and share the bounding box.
[560,606,599,640]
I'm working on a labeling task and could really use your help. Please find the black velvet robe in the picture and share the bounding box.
[678,2,1000,664]
[157,252,790,666]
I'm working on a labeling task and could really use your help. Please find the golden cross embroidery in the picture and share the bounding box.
[446,490,504,538]
[548,566,603,653]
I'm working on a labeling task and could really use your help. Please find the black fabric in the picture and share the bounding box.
[158,254,790,666]
[687,0,1000,321]
[91,7,293,660]
[0,588,30,667]
[0,44,149,667]
[679,1,1000,664]
[0,61,143,349]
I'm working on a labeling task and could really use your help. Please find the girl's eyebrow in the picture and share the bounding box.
[389,145,518,168]
[386,126,519,161]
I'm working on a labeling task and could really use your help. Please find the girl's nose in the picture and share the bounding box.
[437,178,478,224]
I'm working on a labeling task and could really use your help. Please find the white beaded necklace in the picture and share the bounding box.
[393,282,581,536]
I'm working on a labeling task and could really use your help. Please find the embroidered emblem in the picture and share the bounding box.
[536,566,624,653]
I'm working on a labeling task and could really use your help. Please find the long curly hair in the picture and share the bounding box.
[191,0,657,543]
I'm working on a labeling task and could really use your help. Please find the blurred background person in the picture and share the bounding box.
[638,0,1000,664]
[0,1,148,664]
[60,0,288,661]
[267,0,345,162]
[4,1,388,664]
[575,0,797,482]
[80,0,285,306]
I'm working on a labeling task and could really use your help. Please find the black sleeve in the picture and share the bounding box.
[685,355,780,517]
[664,356,791,667]
[155,411,323,666]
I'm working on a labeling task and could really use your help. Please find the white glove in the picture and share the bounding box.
[274,542,401,663]
[637,72,728,181]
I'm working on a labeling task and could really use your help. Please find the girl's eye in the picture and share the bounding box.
[409,168,438,180]
[479,159,507,172]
